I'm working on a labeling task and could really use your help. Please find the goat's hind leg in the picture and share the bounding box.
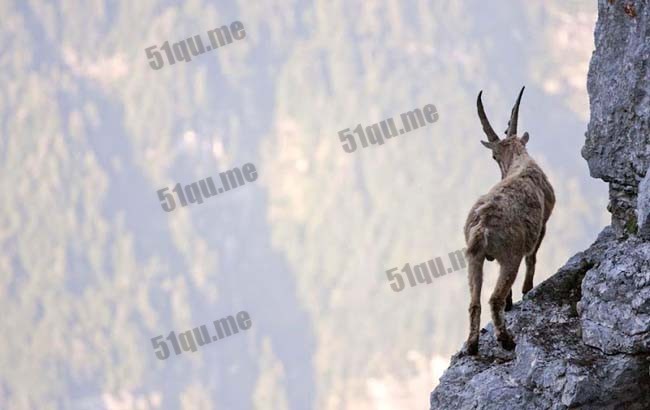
[523,225,546,295]
[465,255,484,355]
[490,258,521,351]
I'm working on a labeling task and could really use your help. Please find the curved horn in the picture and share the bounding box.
[506,86,525,137]
[477,91,499,142]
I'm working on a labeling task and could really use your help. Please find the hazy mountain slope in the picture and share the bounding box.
[0,1,605,409]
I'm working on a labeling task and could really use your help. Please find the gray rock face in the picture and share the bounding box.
[638,166,650,239]
[430,229,650,409]
[579,234,650,355]
[430,1,650,408]
[582,0,650,237]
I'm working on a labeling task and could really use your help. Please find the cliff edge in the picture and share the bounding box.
[430,1,650,408]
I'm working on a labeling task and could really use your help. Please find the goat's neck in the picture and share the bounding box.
[501,153,531,180]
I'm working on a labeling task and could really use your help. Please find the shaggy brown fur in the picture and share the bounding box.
[464,87,555,355]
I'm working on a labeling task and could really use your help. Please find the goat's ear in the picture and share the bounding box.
[521,132,529,145]
[481,140,494,149]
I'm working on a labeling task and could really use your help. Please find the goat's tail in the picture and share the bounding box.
[466,224,487,258]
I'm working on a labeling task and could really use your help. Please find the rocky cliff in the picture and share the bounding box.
[430,1,650,409]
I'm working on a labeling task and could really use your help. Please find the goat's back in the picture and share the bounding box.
[464,159,553,261]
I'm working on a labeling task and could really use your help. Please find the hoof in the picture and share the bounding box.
[498,335,516,351]
[465,340,479,356]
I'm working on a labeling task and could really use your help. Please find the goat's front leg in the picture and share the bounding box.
[490,258,521,351]
[466,256,484,355]
[505,289,513,311]
[523,225,546,295]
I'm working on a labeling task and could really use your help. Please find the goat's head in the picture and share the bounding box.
[476,87,529,179]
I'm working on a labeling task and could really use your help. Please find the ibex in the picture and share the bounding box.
[464,87,555,355]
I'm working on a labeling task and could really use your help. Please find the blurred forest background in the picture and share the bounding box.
[0,0,607,409]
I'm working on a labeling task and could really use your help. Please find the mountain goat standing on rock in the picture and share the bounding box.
[464,87,555,355]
